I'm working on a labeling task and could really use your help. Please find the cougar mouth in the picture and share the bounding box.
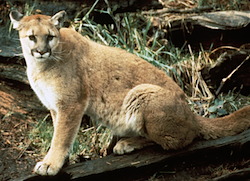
[31,49,51,60]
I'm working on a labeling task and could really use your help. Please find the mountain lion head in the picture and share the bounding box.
[10,11,66,62]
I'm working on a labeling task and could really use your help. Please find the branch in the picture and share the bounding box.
[142,6,213,15]
[215,54,250,95]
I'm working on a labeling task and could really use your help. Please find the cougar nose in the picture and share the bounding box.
[37,49,47,55]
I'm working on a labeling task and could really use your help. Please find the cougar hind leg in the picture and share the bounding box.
[142,91,199,150]
[117,83,198,153]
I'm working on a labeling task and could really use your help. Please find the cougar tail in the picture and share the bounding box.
[196,105,250,139]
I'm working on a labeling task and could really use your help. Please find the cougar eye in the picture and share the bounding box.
[28,35,36,41]
[47,35,54,41]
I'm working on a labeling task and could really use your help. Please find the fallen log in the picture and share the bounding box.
[148,11,250,49]
[19,129,250,181]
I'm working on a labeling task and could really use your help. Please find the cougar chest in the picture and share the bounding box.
[27,70,59,111]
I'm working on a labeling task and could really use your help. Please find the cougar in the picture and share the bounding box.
[10,10,250,176]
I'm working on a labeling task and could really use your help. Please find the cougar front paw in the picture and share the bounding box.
[34,161,62,176]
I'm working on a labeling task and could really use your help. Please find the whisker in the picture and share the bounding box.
[12,38,21,41]
[14,53,23,57]
[51,54,63,62]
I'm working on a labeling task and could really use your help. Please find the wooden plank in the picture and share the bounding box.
[20,129,250,181]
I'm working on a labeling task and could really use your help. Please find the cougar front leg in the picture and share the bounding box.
[34,105,85,176]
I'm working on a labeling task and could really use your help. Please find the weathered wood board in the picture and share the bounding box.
[19,129,250,181]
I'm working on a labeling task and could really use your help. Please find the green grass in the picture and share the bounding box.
[25,0,250,161]
[28,115,112,161]
[28,114,53,156]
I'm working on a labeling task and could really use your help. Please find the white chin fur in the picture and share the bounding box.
[35,57,47,62]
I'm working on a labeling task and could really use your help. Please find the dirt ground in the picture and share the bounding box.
[0,80,46,180]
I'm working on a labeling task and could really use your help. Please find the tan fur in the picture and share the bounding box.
[10,11,250,176]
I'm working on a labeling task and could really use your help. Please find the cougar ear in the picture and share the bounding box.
[9,10,24,29]
[51,10,67,29]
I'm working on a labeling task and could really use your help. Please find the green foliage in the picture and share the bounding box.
[28,114,111,159]
[207,92,250,118]
[71,125,112,161]
[28,115,53,155]
[207,99,227,118]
